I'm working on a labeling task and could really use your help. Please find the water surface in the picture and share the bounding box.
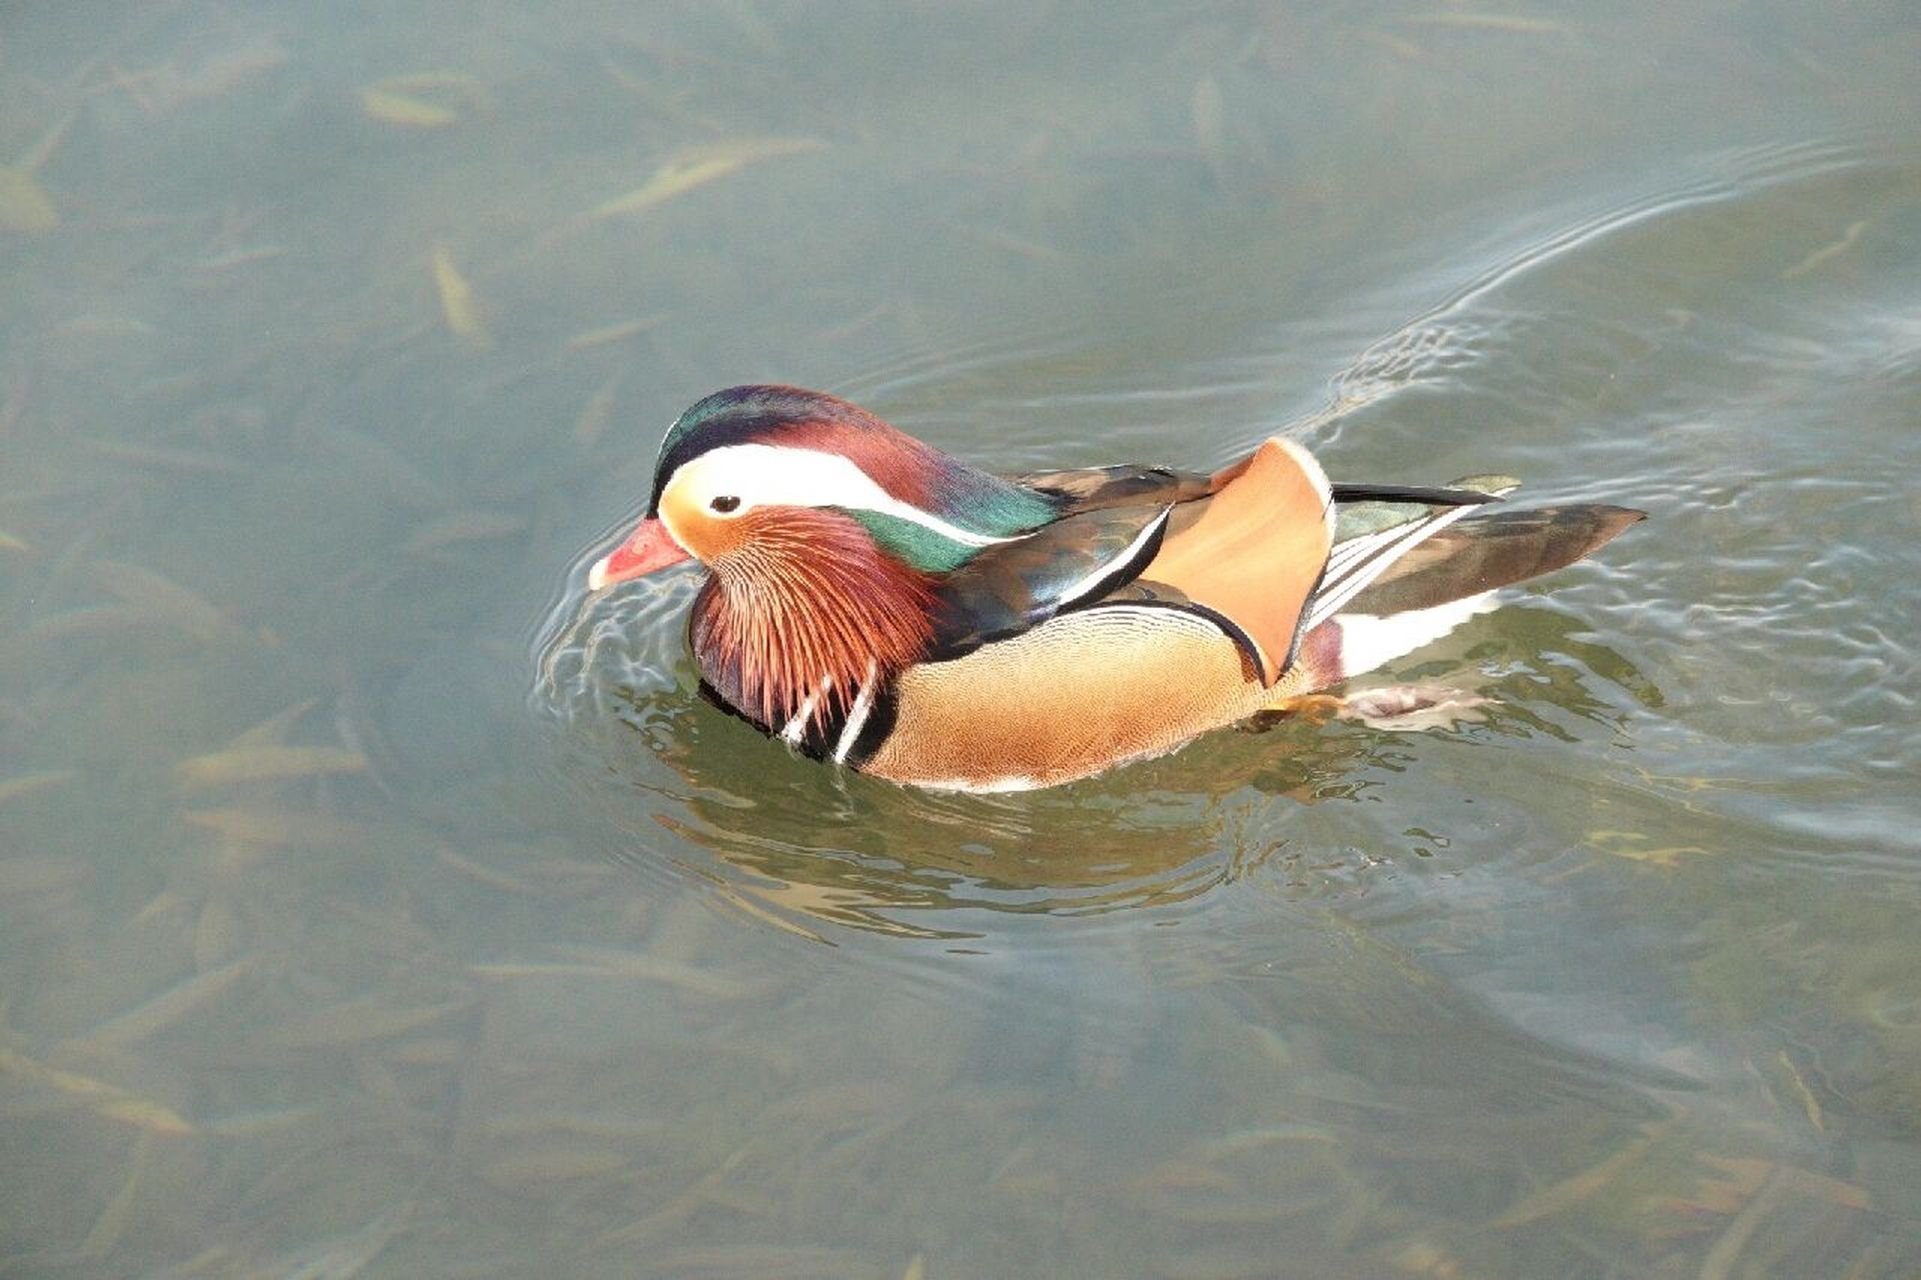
[3,1,1919,1276]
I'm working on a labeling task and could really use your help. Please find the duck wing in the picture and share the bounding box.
[979,443,1458,685]
[1342,503,1645,617]
[1009,463,1216,513]
[1297,478,1513,634]
[1131,438,1336,685]
[930,502,1175,658]
[930,455,1286,662]
[966,455,1619,689]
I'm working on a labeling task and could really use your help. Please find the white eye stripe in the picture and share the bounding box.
[667,444,1016,548]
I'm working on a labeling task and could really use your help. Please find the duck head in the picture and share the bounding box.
[589,385,1059,729]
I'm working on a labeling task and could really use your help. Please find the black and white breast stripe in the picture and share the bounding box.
[775,660,888,765]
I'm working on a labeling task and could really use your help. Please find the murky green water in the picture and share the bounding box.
[4,2,1920,1276]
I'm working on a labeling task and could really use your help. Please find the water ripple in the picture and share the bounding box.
[1308,132,1912,446]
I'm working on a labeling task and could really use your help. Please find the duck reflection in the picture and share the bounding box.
[583,680,1404,939]
[541,583,1657,939]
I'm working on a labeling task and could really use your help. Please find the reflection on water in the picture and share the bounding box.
[4,0,1921,1275]
[536,559,1663,940]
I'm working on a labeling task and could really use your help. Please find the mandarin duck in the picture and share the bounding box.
[588,385,1642,792]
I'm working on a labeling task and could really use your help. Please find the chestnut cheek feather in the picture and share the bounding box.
[696,510,936,729]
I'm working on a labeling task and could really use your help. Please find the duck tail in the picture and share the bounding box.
[1342,504,1645,618]
[1272,502,1644,697]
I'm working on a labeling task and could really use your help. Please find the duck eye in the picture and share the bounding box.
[709,495,741,514]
